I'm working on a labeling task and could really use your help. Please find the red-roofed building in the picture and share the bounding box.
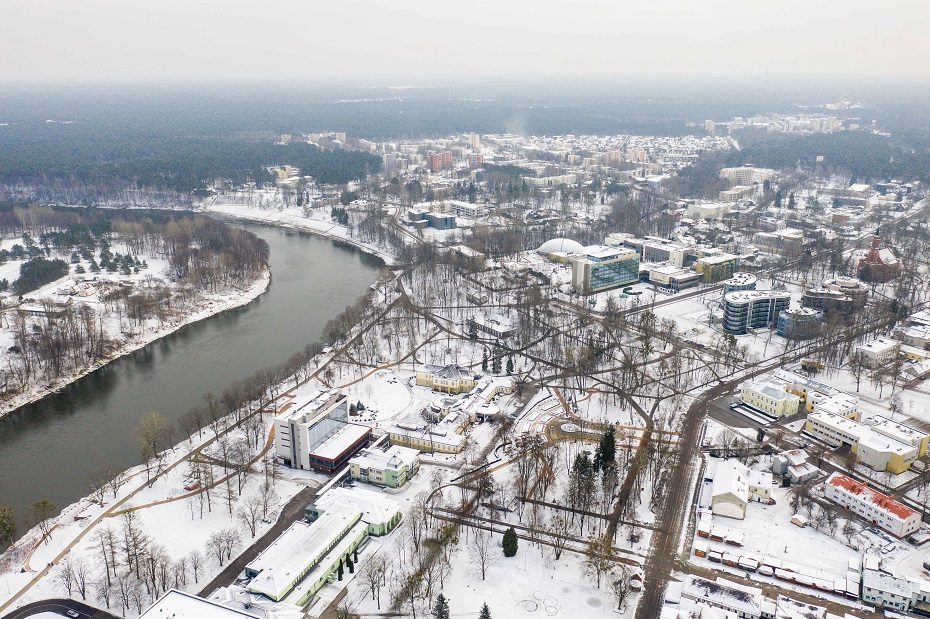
[823,472,920,538]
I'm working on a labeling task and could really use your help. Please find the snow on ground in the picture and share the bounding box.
[0,404,301,616]
[694,457,857,579]
[203,200,397,265]
[0,234,271,418]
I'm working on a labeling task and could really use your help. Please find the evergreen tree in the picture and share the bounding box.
[337,557,344,581]
[502,526,518,557]
[491,354,502,375]
[787,192,796,209]
[353,548,358,563]
[432,593,450,619]
[482,351,488,372]
[467,318,478,340]
[478,603,492,619]
[598,428,616,471]
[506,357,514,375]
[346,553,354,574]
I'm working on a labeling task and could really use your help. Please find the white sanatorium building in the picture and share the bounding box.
[823,472,921,538]
[805,413,928,474]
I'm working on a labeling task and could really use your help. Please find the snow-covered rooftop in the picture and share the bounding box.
[140,589,263,619]
[309,423,370,461]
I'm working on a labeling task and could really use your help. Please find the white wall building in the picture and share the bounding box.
[855,337,901,367]
[711,460,749,519]
[823,473,921,538]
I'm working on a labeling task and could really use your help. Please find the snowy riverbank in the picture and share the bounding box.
[201,201,397,266]
[0,269,271,419]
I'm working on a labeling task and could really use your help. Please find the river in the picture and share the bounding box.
[0,223,382,540]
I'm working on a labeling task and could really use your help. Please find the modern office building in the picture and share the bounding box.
[274,389,371,473]
[571,245,640,294]
[776,307,823,340]
[722,290,791,334]
[801,277,869,318]
[642,240,686,267]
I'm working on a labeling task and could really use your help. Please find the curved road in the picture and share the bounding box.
[0,599,118,619]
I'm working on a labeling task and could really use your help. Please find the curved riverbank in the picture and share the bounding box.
[0,224,382,542]
[0,270,272,420]
[201,201,398,266]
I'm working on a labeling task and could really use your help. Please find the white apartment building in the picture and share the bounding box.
[823,473,921,538]
[719,166,777,186]
[855,337,901,367]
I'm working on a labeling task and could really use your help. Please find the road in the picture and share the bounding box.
[197,485,318,597]
[0,599,119,619]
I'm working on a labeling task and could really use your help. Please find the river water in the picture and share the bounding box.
[0,224,382,539]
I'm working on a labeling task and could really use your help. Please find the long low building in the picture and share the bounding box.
[823,473,921,538]
[244,505,364,602]
[805,412,927,473]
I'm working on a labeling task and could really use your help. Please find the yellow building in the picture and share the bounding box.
[694,254,740,283]
[415,364,477,394]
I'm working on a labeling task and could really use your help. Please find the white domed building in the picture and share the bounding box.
[538,238,584,262]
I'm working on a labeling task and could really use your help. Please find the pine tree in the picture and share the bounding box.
[346,553,354,574]
[598,428,616,471]
[506,357,514,375]
[353,548,358,563]
[468,318,478,340]
[478,603,492,619]
[432,593,450,619]
[502,526,518,557]
[492,354,502,375]
[337,557,344,581]
[481,351,488,372]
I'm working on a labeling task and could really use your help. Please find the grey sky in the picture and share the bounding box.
[2,0,929,82]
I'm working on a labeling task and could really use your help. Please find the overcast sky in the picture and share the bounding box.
[3,0,929,83]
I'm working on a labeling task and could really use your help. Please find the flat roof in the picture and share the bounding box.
[246,506,361,599]
[310,424,370,461]
[349,445,419,470]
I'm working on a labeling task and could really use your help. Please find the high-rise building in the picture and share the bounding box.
[722,290,791,334]
[467,133,481,150]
